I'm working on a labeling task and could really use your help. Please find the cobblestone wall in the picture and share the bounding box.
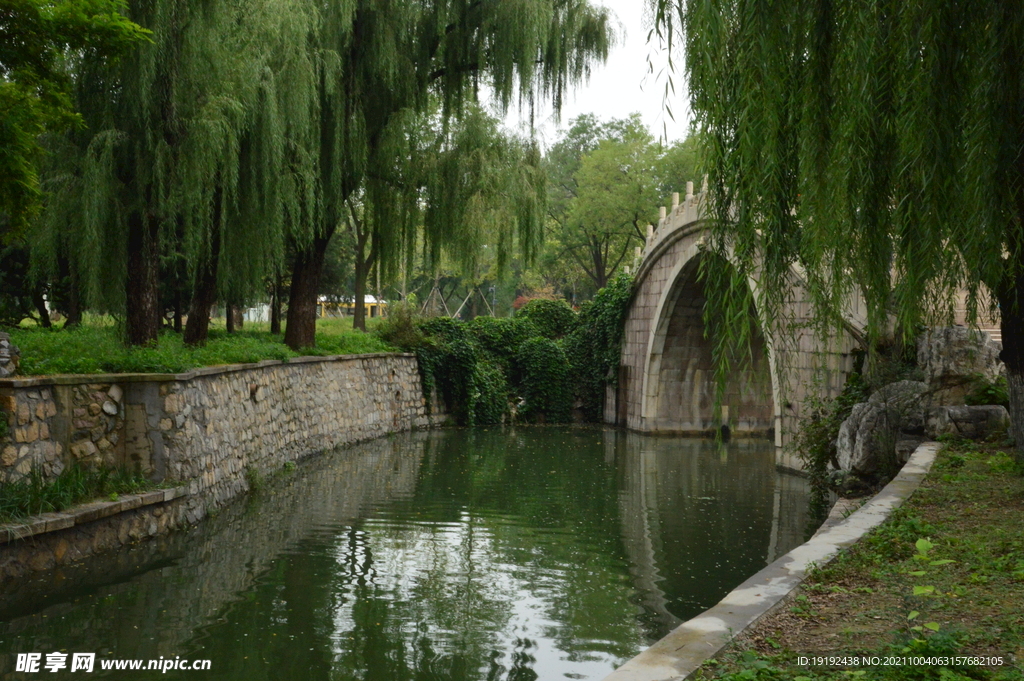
[0,354,439,502]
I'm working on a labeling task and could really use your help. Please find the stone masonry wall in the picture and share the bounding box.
[0,353,441,579]
[609,189,860,459]
[0,353,439,508]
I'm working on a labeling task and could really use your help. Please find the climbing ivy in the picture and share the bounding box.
[379,284,634,425]
[513,337,572,423]
[515,299,576,339]
[563,272,634,421]
[467,316,539,370]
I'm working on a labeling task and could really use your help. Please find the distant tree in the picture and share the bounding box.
[547,114,686,291]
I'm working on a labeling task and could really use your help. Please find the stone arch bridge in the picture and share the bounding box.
[604,185,867,467]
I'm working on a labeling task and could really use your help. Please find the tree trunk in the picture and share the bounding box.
[226,304,236,333]
[32,291,51,328]
[173,296,182,333]
[126,212,161,346]
[352,232,376,333]
[270,274,282,335]
[284,232,332,350]
[999,271,1024,464]
[59,255,82,328]
[183,230,220,347]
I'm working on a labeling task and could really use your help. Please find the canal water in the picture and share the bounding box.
[0,427,812,680]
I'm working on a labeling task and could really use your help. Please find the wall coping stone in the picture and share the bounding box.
[0,486,187,544]
[602,441,940,681]
[0,352,417,387]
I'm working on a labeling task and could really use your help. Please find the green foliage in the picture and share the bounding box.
[0,463,153,524]
[472,359,510,426]
[0,0,149,235]
[467,316,538,368]
[544,114,688,292]
[9,325,392,375]
[964,375,1009,409]
[375,303,426,352]
[415,317,483,424]
[514,337,571,423]
[564,271,634,421]
[403,310,586,425]
[515,299,576,340]
[650,0,1024,460]
[793,371,870,494]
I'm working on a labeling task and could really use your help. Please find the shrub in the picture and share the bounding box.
[467,316,538,368]
[514,337,571,423]
[515,299,576,339]
[472,359,511,425]
[375,302,425,351]
[415,318,481,423]
[563,272,634,421]
[965,374,1009,408]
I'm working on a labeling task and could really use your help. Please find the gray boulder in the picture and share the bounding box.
[836,380,927,478]
[917,327,1003,405]
[925,405,1010,440]
[0,333,19,379]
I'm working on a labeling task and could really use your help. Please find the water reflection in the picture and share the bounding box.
[0,427,811,680]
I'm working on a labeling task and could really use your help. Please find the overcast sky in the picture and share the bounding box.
[495,0,692,147]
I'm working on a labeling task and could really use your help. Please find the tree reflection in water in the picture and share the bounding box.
[0,427,811,681]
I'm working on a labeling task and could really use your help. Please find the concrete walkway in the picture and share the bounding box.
[602,442,941,681]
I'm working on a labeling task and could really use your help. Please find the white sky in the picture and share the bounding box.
[495,0,692,147]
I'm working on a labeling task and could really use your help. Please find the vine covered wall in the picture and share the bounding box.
[379,273,634,425]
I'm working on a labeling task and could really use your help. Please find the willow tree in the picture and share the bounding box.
[36,0,302,345]
[649,1,1024,460]
[0,1,147,237]
[282,0,613,349]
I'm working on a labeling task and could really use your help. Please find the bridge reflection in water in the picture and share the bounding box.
[0,428,812,681]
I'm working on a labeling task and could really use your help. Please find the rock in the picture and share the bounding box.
[925,405,1010,440]
[867,380,928,429]
[102,400,118,416]
[0,332,20,378]
[88,402,101,416]
[917,327,1003,405]
[107,384,123,403]
[836,381,928,478]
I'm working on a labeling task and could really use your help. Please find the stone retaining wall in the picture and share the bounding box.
[0,353,443,578]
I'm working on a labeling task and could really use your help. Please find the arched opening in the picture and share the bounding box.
[642,253,773,435]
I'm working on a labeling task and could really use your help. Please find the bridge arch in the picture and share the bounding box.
[609,190,860,465]
[640,244,777,437]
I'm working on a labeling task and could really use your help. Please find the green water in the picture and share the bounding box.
[0,427,812,680]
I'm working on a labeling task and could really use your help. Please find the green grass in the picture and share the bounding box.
[693,439,1024,681]
[0,464,155,524]
[8,320,395,375]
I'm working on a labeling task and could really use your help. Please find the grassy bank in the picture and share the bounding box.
[0,465,156,524]
[694,439,1023,681]
[7,319,394,376]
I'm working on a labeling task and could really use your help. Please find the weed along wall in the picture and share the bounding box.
[0,353,443,578]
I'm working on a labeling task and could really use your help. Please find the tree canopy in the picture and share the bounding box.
[544,113,699,292]
[0,0,148,235]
